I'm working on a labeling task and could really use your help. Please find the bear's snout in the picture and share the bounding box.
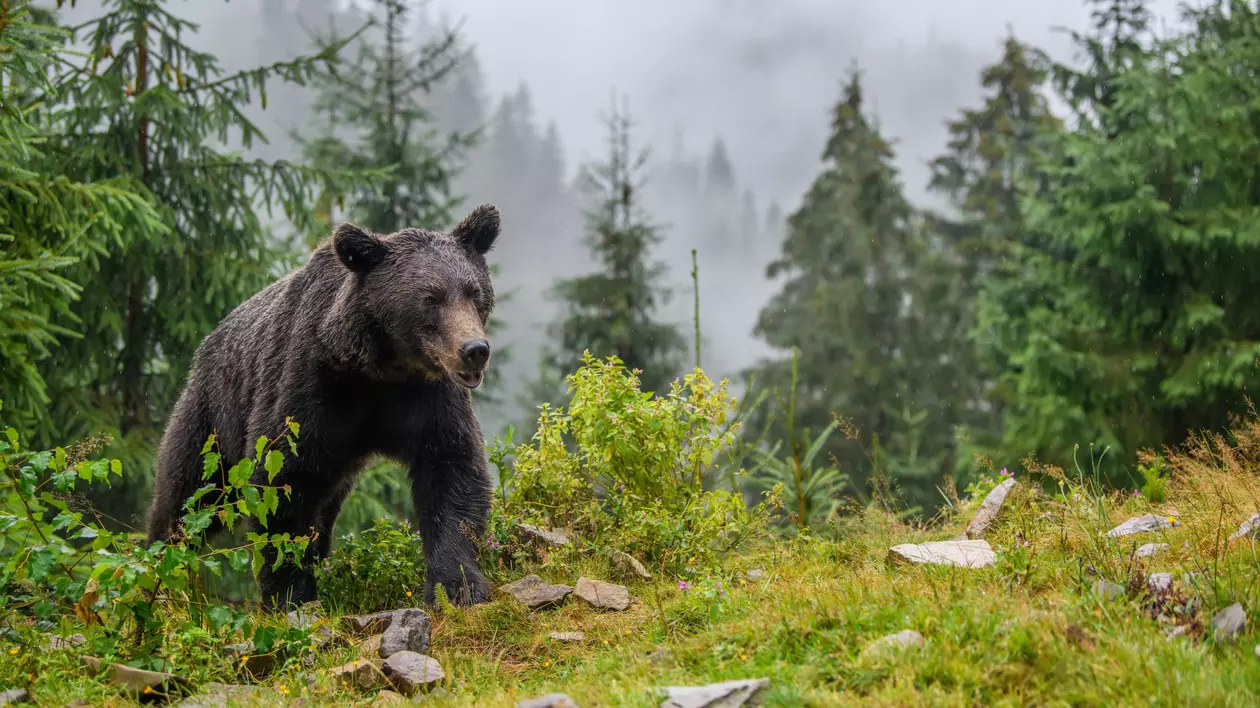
[460,339,490,370]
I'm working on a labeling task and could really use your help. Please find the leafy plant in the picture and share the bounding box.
[0,399,313,665]
[316,516,425,614]
[492,352,780,576]
[746,348,847,533]
[1138,455,1169,504]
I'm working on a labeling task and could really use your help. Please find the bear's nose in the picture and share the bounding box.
[460,339,491,369]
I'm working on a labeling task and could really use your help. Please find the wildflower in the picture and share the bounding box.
[603,639,610,646]
[8,648,16,656]
[143,687,154,694]
[1131,489,1142,498]
[1000,468,1011,478]
[1167,516,1177,525]
[544,660,551,667]
[739,654,748,661]
[240,655,250,663]
[406,591,413,598]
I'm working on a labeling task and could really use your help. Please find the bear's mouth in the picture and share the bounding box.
[453,371,483,389]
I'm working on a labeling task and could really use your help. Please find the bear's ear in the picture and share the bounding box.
[451,204,500,255]
[332,223,387,273]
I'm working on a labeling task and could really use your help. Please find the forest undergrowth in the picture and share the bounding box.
[3,355,1260,707]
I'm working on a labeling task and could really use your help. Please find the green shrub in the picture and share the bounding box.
[0,400,317,667]
[1138,455,1169,504]
[316,516,426,613]
[490,352,781,577]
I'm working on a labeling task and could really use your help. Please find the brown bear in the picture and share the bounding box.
[144,204,502,610]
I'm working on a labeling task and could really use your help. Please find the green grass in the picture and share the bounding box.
[5,436,1260,706]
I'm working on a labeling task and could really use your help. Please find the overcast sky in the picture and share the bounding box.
[421,0,1185,210]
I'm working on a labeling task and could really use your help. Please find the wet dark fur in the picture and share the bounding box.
[145,205,502,611]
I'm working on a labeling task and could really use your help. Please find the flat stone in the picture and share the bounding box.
[515,523,571,548]
[329,660,389,692]
[516,694,580,708]
[1229,512,1260,541]
[573,577,631,611]
[964,478,1018,539]
[497,574,573,609]
[655,678,771,708]
[372,689,409,705]
[1105,514,1179,538]
[863,630,925,657]
[1134,543,1168,559]
[887,540,996,569]
[1092,580,1125,601]
[380,609,431,658]
[0,689,30,705]
[41,633,87,651]
[175,683,260,708]
[549,631,586,643]
[1147,573,1174,593]
[611,551,652,580]
[1213,603,1247,644]
[746,569,765,580]
[86,661,193,701]
[382,651,445,695]
[1166,625,1191,640]
[344,611,395,636]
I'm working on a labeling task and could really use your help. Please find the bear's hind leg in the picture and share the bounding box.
[146,389,217,545]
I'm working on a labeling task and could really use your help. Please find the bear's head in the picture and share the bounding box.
[331,204,501,388]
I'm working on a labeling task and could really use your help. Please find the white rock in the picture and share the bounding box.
[655,678,770,708]
[964,479,1018,539]
[863,630,925,657]
[1133,543,1168,559]
[1213,603,1247,644]
[1229,512,1260,541]
[1146,573,1174,593]
[1105,514,1178,538]
[888,540,996,569]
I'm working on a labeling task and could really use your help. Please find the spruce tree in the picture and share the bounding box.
[301,0,472,236]
[543,97,686,396]
[926,35,1061,476]
[979,0,1260,480]
[0,1,163,434]
[747,68,963,512]
[33,0,362,456]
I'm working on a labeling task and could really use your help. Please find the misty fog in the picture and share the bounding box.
[44,0,1186,436]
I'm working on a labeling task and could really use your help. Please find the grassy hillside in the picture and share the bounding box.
[4,362,1260,706]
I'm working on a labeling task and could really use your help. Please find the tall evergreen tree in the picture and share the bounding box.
[926,35,1062,477]
[979,0,1260,481]
[543,97,687,395]
[301,0,472,236]
[34,0,358,441]
[746,68,963,512]
[705,138,736,195]
[0,1,163,434]
[25,0,367,525]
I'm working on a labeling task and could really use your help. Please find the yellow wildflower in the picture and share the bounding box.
[8,648,17,655]
[1167,517,1177,525]
[406,591,413,598]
